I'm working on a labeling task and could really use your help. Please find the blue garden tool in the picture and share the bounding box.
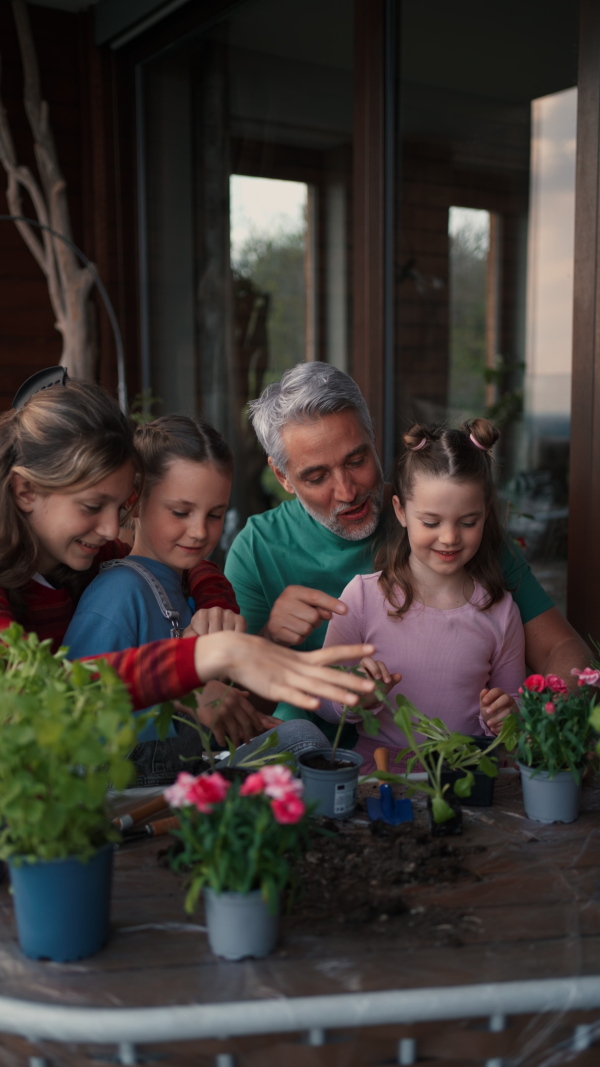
[366,746,413,825]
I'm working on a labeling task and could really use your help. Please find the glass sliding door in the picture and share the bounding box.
[395,0,579,615]
[138,0,354,536]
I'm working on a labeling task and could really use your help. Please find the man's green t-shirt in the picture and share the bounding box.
[224,498,553,725]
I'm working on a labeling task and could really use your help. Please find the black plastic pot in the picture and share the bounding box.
[440,735,499,807]
[426,794,463,836]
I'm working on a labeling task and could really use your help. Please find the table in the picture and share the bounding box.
[1,773,599,1066]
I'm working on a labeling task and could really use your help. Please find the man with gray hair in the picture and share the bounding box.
[225,361,589,727]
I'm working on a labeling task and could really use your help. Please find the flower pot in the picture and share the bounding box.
[440,736,499,807]
[426,794,463,836]
[298,747,364,819]
[518,762,582,824]
[8,843,113,962]
[203,887,279,960]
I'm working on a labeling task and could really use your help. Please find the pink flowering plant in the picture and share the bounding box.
[507,672,599,781]
[164,764,312,914]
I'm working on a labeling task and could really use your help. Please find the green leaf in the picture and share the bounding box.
[453,772,474,797]
[478,755,499,778]
[431,796,455,824]
[154,702,174,742]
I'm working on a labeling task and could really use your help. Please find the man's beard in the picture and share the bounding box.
[294,477,385,541]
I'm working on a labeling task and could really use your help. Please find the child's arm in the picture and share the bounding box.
[82,635,378,714]
[183,605,246,638]
[480,595,527,735]
[318,576,401,721]
[187,559,240,613]
[184,559,244,637]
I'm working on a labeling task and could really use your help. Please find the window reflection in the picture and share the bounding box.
[505,87,577,614]
[397,0,578,616]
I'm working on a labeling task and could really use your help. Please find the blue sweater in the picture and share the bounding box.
[64,556,192,741]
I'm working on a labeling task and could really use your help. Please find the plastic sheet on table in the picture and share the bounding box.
[0,774,598,1066]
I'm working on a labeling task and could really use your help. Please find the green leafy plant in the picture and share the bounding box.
[328,667,385,768]
[0,624,141,863]
[509,672,599,782]
[165,764,312,914]
[369,695,509,824]
[129,388,162,426]
[155,692,295,771]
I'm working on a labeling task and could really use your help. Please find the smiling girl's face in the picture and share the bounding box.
[12,461,137,575]
[132,457,231,574]
[393,474,488,581]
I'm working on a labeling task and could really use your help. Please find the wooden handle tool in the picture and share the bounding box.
[112,796,170,832]
[374,746,390,774]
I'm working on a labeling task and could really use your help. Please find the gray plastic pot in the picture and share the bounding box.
[518,762,582,824]
[203,888,279,960]
[298,747,364,819]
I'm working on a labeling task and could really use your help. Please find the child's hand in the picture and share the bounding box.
[480,687,517,735]
[181,680,279,748]
[193,633,377,711]
[357,656,402,708]
[183,607,247,638]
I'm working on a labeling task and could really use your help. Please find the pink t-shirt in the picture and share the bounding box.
[321,572,526,772]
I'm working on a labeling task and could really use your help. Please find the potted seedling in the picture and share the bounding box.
[298,671,384,819]
[371,695,508,835]
[508,671,599,824]
[164,763,312,960]
[155,692,296,778]
[0,624,139,961]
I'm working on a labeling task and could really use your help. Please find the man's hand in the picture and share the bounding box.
[183,607,247,638]
[480,687,517,735]
[263,585,348,646]
[176,680,279,748]
[356,656,402,708]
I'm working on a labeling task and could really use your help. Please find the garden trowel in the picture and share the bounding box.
[366,746,413,825]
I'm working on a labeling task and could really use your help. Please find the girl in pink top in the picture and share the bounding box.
[321,418,526,772]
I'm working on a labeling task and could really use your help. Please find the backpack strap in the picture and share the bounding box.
[100,559,184,638]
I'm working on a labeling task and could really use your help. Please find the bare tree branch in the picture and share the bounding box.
[0,0,97,378]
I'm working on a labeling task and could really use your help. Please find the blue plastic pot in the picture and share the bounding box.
[8,843,113,962]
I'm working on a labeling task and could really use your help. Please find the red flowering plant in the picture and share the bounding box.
[164,764,312,914]
[506,672,599,782]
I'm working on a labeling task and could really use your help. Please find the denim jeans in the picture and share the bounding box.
[228,719,331,768]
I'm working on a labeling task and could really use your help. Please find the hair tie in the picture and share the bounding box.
[469,433,487,452]
[413,437,427,451]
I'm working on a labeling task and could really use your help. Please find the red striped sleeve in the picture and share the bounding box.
[82,637,201,711]
[187,559,239,613]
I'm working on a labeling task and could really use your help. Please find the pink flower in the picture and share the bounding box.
[259,764,303,800]
[571,667,600,687]
[187,772,230,813]
[164,772,197,809]
[544,675,568,695]
[271,793,306,824]
[239,772,265,796]
[544,701,556,715]
[523,674,547,693]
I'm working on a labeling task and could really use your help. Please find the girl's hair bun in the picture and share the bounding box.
[465,417,499,453]
[403,424,433,451]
